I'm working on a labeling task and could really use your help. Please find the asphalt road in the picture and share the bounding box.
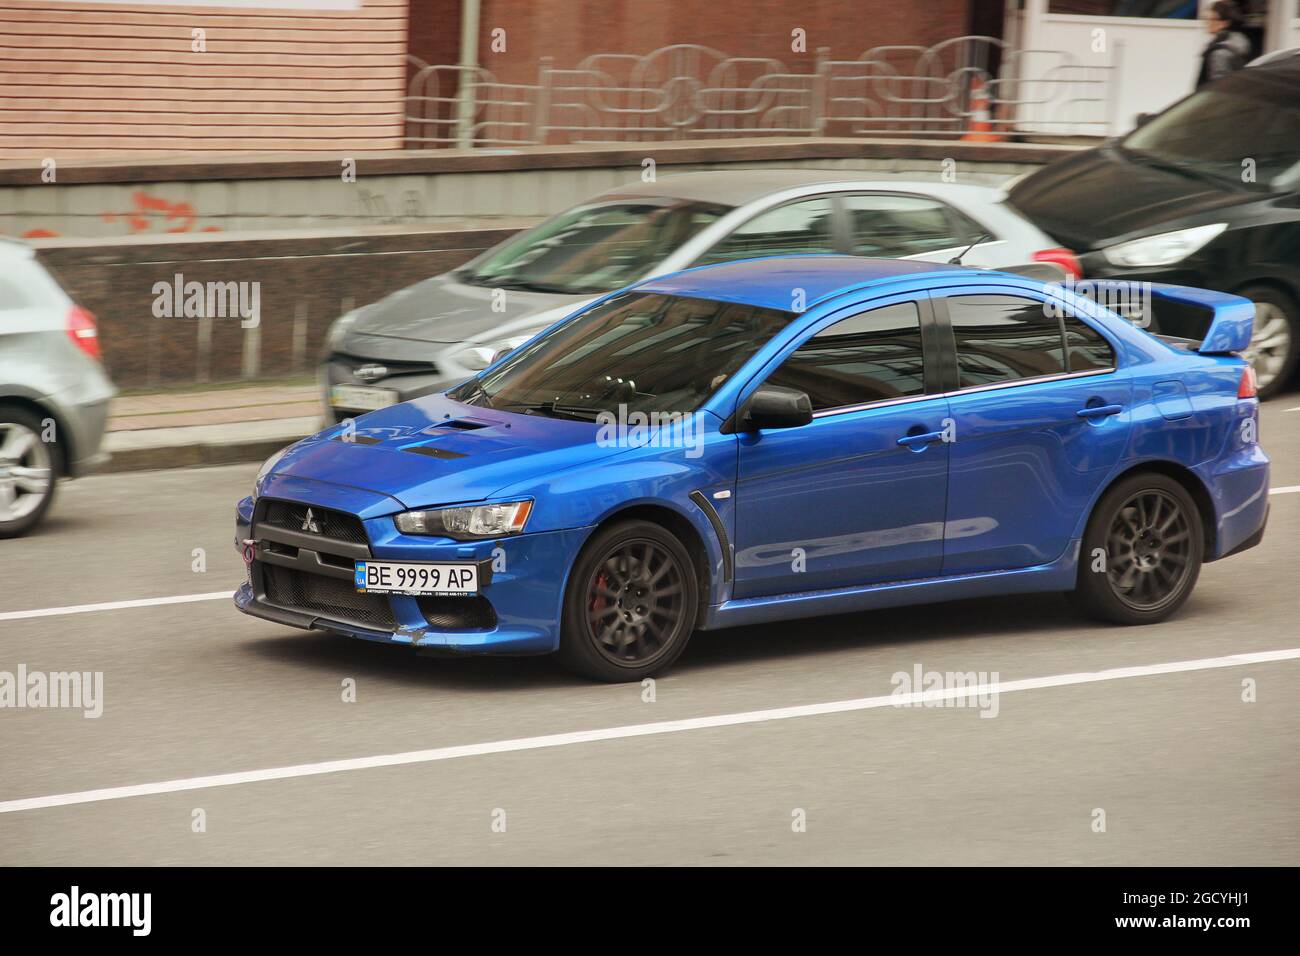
[2,399,1299,865]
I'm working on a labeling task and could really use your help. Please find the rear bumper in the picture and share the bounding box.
[1196,443,1270,561]
[234,493,587,655]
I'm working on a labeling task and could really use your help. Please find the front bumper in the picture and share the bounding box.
[234,492,588,655]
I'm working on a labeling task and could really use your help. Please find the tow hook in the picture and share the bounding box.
[241,538,258,565]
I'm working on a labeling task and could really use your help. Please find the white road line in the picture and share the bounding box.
[0,487,1297,624]
[2,647,1297,816]
[0,591,231,622]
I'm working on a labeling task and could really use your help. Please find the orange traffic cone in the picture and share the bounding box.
[962,76,1004,142]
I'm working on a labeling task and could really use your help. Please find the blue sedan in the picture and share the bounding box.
[235,256,1269,681]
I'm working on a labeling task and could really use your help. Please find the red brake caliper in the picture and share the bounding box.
[589,570,609,623]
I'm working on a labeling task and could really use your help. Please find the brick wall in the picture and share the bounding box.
[0,0,410,160]
[470,0,972,81]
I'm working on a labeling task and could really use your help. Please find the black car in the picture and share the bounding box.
[1007,50,1300,397]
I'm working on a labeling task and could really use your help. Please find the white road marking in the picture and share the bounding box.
[0,486,1296,624]
[0,488,1294,623]
[2,647,1297,815]
[0,591,232,622]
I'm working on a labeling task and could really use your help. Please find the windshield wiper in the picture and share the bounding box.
[457,378,493,409]
[501,401,604,422]
[493,279,586,295]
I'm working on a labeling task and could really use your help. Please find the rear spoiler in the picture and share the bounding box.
[1145,284,1254,355]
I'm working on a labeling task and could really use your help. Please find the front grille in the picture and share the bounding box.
[262,564,397,631]
[417,595,497,631]
[332,353,440,379]
[258,499,367,544]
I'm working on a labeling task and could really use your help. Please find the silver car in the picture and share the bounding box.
[0,239,115,538]
[322,170,1070,419]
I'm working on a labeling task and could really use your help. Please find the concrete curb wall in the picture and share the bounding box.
[1,137,1078,239]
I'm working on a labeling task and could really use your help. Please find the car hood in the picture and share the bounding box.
[339,273,584,361]
[270,393,619,511]
[1006,146,1259,250]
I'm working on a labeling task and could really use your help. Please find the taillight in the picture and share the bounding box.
[1032,247,1082,281]
[66,305,101,362]
[1237,366,1257,399]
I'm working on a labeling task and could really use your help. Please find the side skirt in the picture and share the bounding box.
[701,542,1080,630]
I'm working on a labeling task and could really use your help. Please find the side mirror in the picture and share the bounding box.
[1134,112,1154,128]
[742,385,813,431]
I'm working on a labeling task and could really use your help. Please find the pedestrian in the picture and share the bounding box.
[1196,0,1252,89]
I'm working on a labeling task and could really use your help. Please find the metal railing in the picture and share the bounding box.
[404,36,1119,148]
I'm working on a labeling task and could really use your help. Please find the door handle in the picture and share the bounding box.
[897,430,946,447]
[1075,403,1123,419]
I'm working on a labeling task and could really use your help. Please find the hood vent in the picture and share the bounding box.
[403,445,468,460]
[331,435,382,446]
[424,418,493,432]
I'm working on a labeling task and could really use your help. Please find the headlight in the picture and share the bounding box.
[325,310,360,352]
[395,499,533,539]
[1102,223,1226,268]
[454,333,536,371]
[256,446,290,484]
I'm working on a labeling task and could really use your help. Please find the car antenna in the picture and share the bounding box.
[948,232,992,266]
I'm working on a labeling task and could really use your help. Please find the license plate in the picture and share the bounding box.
[330,384,399,412]
[355,560,478,596]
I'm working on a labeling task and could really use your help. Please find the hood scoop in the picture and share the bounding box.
[423,417,493,432]
[331,434,382,446]
[402,445,467,460]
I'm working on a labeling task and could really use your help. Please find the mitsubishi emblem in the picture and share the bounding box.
[301,508,322,534]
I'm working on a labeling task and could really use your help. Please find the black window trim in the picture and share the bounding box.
[832,189,993,255]
[740,292,945,422]
[693,192,842,266]
[930,289,1120,396]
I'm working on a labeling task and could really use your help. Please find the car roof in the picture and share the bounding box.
[1247,47,1300,74]
[636,254,969,312]
[595,169,1003,207]
[0,237,34,260]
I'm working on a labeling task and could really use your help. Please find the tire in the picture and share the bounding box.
[557,520,699,682]
[1238,284,1299,400]
[0,404,59,539]
[1069,471,1203,626]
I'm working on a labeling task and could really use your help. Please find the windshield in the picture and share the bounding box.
[1122,78,1300,191]
[458,200,729,295]
[459,291,795,418]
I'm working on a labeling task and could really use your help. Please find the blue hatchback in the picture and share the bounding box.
[235,256,1269,681]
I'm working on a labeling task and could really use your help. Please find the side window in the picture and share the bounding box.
[696,197,836,266]
[765,301,925,411]
[1063,315,1115,372]
[843,194,966,257]
[947,295,1065,388]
